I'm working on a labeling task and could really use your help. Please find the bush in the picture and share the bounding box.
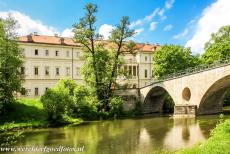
[41,78,75,124]
[41,88,72,124]
[72,85,98,120]
[108,96,124,118]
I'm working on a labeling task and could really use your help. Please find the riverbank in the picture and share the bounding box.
[176,118,230,154]
[0,99,82,146]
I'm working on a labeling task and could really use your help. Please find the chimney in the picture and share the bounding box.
[60,37,65,44]
[27,34,33,42]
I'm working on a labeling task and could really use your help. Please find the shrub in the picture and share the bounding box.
[72,85,98,120]
[41,87,72,124]
[109,96,124,118]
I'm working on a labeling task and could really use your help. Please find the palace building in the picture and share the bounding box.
[18,33,160,97]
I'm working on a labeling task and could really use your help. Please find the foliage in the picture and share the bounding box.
[41,78,75,124]
[1,99,47,124]
[153,45,200,78]
[108,96,124,117]
[177,119,230,154]
[202,25,230,64]
[72,85,98,120]
[73,3,135,113]
[0,17,23,114]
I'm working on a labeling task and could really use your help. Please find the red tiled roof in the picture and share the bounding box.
[19,35,81,47]
[18,35,160,52]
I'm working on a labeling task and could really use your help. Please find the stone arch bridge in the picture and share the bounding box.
[139,60,230,116]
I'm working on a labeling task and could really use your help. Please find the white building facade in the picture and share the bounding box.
[19,34,159,97]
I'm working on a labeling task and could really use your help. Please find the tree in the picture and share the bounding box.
[73,3,135,112]
[0,17,23,114]
[202,25,230,64]
[153,44,200,78]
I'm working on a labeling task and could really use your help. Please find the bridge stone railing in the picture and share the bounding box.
[144,56,230,88]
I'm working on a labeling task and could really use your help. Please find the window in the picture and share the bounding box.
[55,50,59,56]
[145,69,148,78]
[76,67,80,76]
[66,67,70,76]
[133,66,136,77]
[66,51,70,57]
[21,87,26,95]
[21,67,25,75]
[35,87,39,96]
[76,52,80,57]
[35,49,38,55]
[45,87,49,91]
[45,67,49,75]
[45,50,49,56]
[56,67,60,75]
[129,66,132,76]
[124,65,128,75]
[145,56,148,62]
[34,67,39,75]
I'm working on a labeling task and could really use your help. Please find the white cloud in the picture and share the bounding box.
[98,24,115,39]
[163,24,173,31]
[0,10,58,36]
[61,28,74,37]
[150,22,158,31]
[185,0,230,54]
[165,0,175,9]
[144,8,160,22]
[129,19,143,28]
[134,28,144,36]
[173,28,188,39]
[130,0,175,29]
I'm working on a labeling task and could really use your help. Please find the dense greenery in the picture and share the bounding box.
[73,3,135,113]
[0,17,23,114]
[153,45,200,78]
[41,78,125,122]
[0,99,47,146]
[177,119,230,154]
[202,25,230,64]
[201,25,230,106]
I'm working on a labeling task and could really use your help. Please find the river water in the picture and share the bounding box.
[4,114,230,154]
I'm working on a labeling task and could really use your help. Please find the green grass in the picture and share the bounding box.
[176,119,230,154]
[0,98,48,130]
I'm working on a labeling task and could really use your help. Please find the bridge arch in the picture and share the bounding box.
[198,75,230,115]
[142,84,175,114]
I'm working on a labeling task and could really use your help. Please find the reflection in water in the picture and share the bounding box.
[6,115,224,154]
[164,118,206,150]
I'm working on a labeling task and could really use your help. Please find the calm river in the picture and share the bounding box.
[5,114,230,154]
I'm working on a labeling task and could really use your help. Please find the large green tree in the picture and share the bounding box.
[202,25,230,64]
[202,25,230,106]
[73,3,135,112]
[153,44,200,78]
[0,17,23,114]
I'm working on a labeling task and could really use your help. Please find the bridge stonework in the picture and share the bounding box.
[140,64,230,116]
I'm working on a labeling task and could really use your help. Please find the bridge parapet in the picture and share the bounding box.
[143,56,230,89]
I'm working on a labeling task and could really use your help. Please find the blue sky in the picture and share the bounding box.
[0,0,230,54]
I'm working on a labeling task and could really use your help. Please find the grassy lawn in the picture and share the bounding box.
[0,99,48,130]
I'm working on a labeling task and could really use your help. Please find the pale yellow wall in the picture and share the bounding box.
[20,43,154,97]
